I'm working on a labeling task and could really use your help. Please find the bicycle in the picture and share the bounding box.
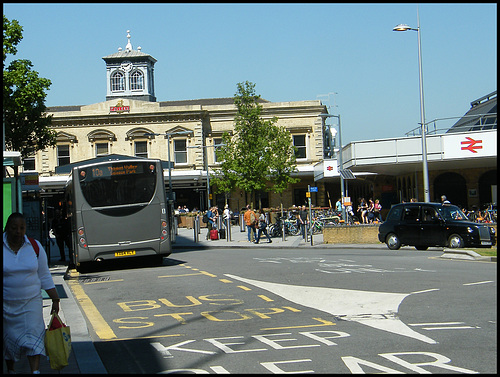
[269,217,300,237]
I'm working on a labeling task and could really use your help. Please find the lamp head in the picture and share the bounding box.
[393,24,412,31]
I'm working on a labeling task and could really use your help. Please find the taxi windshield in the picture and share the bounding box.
[438,205,468,221]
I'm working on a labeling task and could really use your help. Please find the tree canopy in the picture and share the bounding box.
[3,15,55,158]
[212,81,299,207]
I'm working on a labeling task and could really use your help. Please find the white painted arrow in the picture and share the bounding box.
[225,274,437,344]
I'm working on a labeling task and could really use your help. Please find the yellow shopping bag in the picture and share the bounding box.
[44,312,71,370]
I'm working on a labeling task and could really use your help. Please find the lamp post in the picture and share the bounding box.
[319,113,345,222]
[393,9,430,202]
[144,130,191,200]
[187,143,225,210]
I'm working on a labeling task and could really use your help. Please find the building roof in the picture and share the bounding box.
[447,91,497,133]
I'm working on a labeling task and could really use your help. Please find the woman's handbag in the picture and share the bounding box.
[44,312,71,370]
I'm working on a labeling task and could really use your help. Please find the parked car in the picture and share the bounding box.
[378,202,496,250]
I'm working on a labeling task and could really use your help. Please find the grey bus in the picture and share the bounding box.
[65,159,171,271]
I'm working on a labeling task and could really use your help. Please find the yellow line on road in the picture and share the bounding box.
[105,333,184,342]
[68,281,117,340]
[258,295,274,302]
[158,272,205,278]
[260,318,336,331]
[219,279,232,283]
[83,279,124,285]
[237,286,252,291]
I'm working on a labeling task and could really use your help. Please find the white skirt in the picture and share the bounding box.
[3,294,46,361]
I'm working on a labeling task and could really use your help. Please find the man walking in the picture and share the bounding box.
[298,205,309,240]
[243,205,257,242]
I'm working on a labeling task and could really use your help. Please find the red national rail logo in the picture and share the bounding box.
[460,137,482,153]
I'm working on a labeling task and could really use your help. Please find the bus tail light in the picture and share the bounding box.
[161,221,168,240]
[78,227,88,248]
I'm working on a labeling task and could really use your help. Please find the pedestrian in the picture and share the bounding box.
[358,198,368,224]
[254,209,272,244]
[223,204,231,226]
[51,209,70,262]
[205,206,218,240]
[441,195,451,205]
[335,198,343,214]
[243,205,257,242]
[298,205,309,239]
[373,199,383,222]
[3,212,61,374]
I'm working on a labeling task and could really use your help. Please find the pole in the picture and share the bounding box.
[337,114,346,222]
[306,185,313,246]
[416,9,430,202]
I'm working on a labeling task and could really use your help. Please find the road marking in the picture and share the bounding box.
[463,280,493,286]
[106,333,184,342]
[409,322,477,330]
[68,281,117,340]
[83,279,124,284]
[258,295,274,302]
[237,285,251,291]
[158,272,206,278]
[411,288,440,294]
[225,274,437,344]
[200,271,217,277]
[261,317,335,331]
[219,279,232,283]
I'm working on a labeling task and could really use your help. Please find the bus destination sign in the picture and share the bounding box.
[91,163,143,178]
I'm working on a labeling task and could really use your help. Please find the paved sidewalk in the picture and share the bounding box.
[6,225,493,374]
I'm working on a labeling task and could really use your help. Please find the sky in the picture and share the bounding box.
[3,3,497,144]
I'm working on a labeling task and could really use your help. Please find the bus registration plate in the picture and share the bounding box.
[115,250,136,257]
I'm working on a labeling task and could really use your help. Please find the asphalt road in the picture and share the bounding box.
[67,246,496,374]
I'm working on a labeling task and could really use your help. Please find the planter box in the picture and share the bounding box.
[323,224,380,244]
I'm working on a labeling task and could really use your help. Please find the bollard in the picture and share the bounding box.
[226,217,231,242]
[240,213,245,232]
[193,216,199,243]
[197,215,201,235]
[282,219,286,242]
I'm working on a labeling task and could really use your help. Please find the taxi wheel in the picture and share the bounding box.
[386,233,401,250]
[448,234,464,248]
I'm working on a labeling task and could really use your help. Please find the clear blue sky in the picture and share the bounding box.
[4,3,497,144]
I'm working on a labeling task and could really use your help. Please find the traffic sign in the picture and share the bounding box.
[309,186,318,192]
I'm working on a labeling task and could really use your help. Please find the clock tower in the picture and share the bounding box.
[103,30,157,102]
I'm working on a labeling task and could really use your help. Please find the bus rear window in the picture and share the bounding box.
[78,162,157,207]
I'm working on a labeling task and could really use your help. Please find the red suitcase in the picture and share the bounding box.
[210,229,219,240]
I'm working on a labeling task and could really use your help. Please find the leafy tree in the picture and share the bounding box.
[3,15,55,158]
[212,81,299,208]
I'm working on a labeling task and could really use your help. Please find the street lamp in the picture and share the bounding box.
[393,10,430,202]
[187,143,225,209]
[319,113,345,222]
[144,130,192,200]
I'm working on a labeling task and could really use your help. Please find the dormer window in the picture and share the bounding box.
[130,70,144,91]
[111,71,125,92]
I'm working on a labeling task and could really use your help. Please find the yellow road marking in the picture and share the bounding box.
[282,306,301,312]
[83,279,124,285]
[219,279,232,283]
[258,295,274,302]
[237,285,252,291]
[200,271,217,277]
[260,318,336,331]
[68,281,117,340]
[158,272,205,278]
[104,333,183,342]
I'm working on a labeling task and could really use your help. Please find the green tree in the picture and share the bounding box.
[212,81,299,208]
[3,15,55,158]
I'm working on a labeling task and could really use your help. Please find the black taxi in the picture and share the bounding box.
[378,202,496,250]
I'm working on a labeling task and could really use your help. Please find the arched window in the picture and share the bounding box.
[129,70,144,91]
[111,71,124,92]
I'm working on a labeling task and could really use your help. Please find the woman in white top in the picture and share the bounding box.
[3,212,60,374]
